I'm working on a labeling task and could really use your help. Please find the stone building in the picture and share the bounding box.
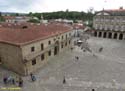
[0,23,73,75]
[73,23,85,37]
[93,7,125,40]
[3,16,30,23]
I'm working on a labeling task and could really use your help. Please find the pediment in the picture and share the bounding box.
[96,12,110,15]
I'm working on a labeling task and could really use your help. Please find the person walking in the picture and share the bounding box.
[75,56,79,62]
[3,76,7,84]
[63,76,66,84]
[92,88,95,91]
[77,56,79,60]
[18,77,23,87]
[75,56,79,60]
[30,73,36,82]
[12,77,15,85]
[99,47,103,52]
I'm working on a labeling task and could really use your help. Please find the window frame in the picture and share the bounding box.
[41,54,44,61]
[48,40,51,45]
[41,43,44,50]
[32,59,36,65]
[48,50,51,56]
[31,46,35,52]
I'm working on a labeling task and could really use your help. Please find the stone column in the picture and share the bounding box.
[106,32,109,38]
[101,31,104,38]
[97,31,99,37]
[112,32,114,39]
[123,33,125,40]
[117,33,120,40]
[111,32,113,39]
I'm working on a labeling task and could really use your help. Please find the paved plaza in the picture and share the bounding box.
[0,37,125,91]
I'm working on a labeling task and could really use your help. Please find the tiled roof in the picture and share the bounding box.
[96,9,125,16]
[3,16,15,20]
[0,23,73,46]
[104,9,125,12]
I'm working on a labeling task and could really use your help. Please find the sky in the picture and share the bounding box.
[0,0,125,13]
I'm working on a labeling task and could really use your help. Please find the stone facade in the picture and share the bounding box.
[0,43,25,75]
[21,31,73,75]
[0,30,73,75]
[0,23,74,76]
[93,8,125,40]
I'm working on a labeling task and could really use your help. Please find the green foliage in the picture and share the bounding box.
[28,11,94,21]
[0,16,5,22]
[0,12,2,16]
[28,19,40,23]
[29,12,32,16]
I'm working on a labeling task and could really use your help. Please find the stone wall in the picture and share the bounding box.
[93,30,125,40]
[20,31,73,75]
[0,43,24,75]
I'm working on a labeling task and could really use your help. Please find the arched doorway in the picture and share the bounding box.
[98,32,102,37]
[119,33,123,40]
[103,32,107,38]
[54,41,59,55]
[94,31,97,37]
[108,32,112,38]
[113,33,117,39]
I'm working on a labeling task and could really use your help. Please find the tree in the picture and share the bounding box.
[28,19,40,23]
[0,17,5,22]
[15,13,19,16]
[29,11,94,21]
[0,12,2,16]
[29,12,33,16]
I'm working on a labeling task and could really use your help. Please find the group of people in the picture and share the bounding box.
[3,76,23,87]
[3,73,36,87]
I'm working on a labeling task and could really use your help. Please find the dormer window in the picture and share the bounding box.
[22,26,28,29]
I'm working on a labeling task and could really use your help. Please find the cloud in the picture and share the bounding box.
[0,0,125,13]
[0,0,46,13]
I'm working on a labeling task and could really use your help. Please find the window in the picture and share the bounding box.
[61,43,63,48]
[69,40,71,44]
[41,43,44,50]
[48,41,51,45]
[31,46,35,52]
[62,36,63,39]
[53,38,56,41]
[66,34,67,39]
[0,57,2,64]
[65,42,67,46]
[69,33,71,36]
[48,50,51,56]
[32,59,36,65]
[41,54,44,61]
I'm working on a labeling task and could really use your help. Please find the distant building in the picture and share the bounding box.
[73,23,85,37]
[3,16,30,23]
[0,23,74,75]
[93,7,125,40]
[50,19,73,25]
